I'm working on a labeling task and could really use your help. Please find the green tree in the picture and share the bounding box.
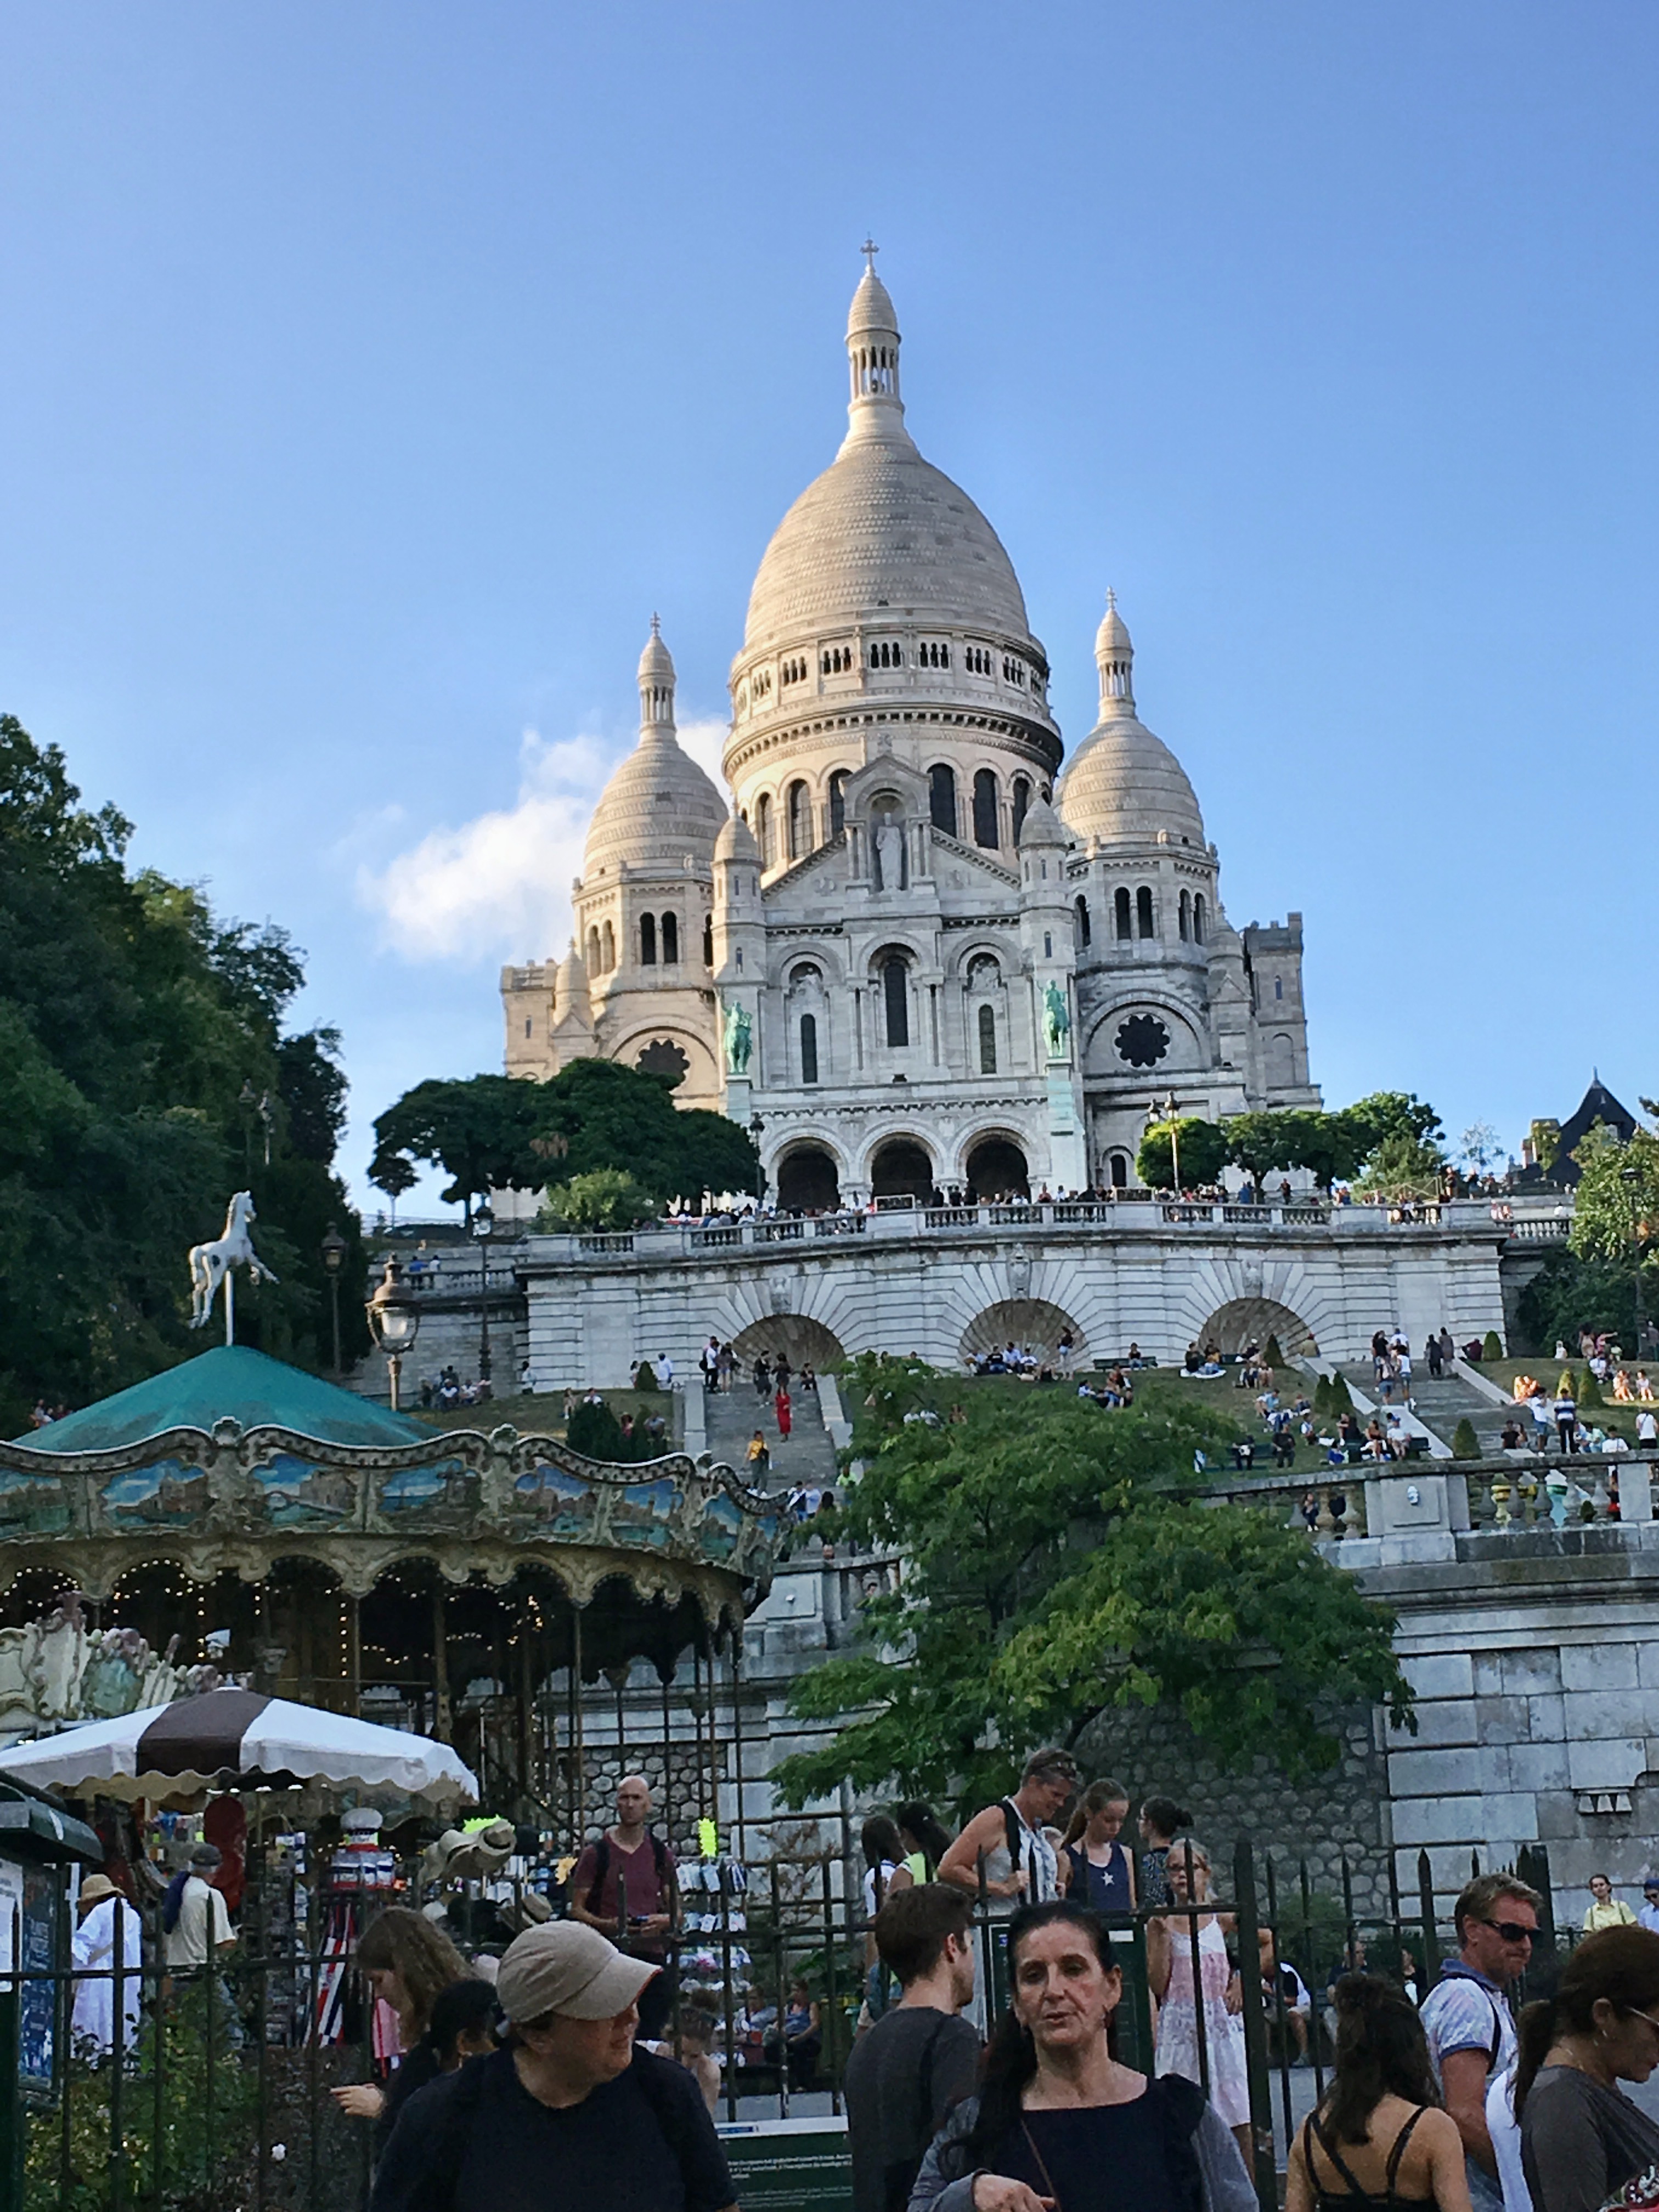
[1136,1117,1228,1192]
[0,715,366,1425]
[538,1169,654,1232]
[1568,1121,1659,1269]
[1353,1133,1443,1200]
[1451,1419,1481,1461]
[772,1359,1413,1812]
[370,1059,758,1217]
[1519,1247,1646,1357]
[1342,1091,1445,1159]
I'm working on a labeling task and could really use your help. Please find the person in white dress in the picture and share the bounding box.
[71,1874,142,2057]
[1147,1835,1252,2164]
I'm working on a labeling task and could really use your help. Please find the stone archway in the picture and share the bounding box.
[871,1137,935,1201]
[775,1145,840,1214]
[730,1315,847,1372]
[1197,1297,1318,1358]
[960,1301,1088,1367]
[965,1135,1029,1200]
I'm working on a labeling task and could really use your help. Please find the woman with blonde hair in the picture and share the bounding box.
[1147,1837,1251,2165]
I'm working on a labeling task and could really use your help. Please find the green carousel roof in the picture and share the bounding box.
[16,1346,430,1453]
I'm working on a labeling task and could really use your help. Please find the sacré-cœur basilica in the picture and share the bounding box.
[500,254,1318,1212]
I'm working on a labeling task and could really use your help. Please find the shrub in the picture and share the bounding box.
[1264,1334,1286,1370]
[634,1359,660,1391]
[1482,1328,1504,1362]
[1313,1373,1331,1415]
[1326,1372,1354,1414]
[1578,1366,1604,1409]
[567,1396,628,1461]
[1452,1418,1481,1461]
[1558,1367,1579,1401]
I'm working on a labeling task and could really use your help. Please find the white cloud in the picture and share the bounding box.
[357,718,730,966]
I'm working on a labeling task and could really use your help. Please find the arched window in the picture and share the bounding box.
[800,1012,819,1085]
[787,780,810,860]
[757,793,774,866]
[1274,976,1284,1001]
[978,1001,997,1075]
[702,913,713,966]
[1137,886,1155,939]
[640,912,657,964]
[662,912,678,963]
[1179,890,1192,941]
[1110,1152,1128,1189]
[1011,776,1031,840]
[601,919,615,970]
[928,763,957,836]
[1114,888,1132,941]
[1075,895,1091,948]
[829,770,849,837]
[882,956,909,1047]
[586,926,601,973]
[1193,894,1206,944]
[972,768,999,849]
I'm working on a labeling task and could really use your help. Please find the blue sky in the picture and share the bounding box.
[3,3,1655,1213]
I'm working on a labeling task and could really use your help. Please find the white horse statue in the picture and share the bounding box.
[189,1190,279,1338]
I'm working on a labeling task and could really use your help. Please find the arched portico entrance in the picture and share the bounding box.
[1197,1298,1318,1358]
[870,1138,935,1202]
[730,1315,847,1372]
[775,1145,840,1214]
[965,1135,1029,1201]
[960,1301,1088,1368]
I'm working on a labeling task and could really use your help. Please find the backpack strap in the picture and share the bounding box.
[584,1833,612,1912]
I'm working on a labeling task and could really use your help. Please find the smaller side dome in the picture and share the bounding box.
[847,263,899,341]
[1016,794,1066,848]
[582,620,727,879]
[553,940,590,1020]
[715,809,761,865]
[1059,598,1206,849]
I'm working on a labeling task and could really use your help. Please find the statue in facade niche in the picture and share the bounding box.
[1043,980,1071,1060]
[873,812,904,891]
[724,1002,753,1075]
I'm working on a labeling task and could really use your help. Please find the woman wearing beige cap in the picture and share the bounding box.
[369,1920,735,2212]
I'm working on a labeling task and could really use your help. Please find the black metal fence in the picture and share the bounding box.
[0,1839,1561,2212]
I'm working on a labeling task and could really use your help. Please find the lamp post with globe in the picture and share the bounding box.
[366,1256,420,1412]
[319,1222,347,1375]
[1147,1092,1182,1195]
[471,1201,495,1384]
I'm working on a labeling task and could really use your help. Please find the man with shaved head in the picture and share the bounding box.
[570,1775,680,2039]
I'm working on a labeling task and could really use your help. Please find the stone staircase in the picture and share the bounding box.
[701,1373,842,1494]
[1336,1362,1511,1455]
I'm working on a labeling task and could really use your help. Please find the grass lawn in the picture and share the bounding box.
[932,1366,1342,1479]
[1474,1357,1651,1446]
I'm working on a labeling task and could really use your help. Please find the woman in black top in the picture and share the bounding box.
[1516,1925,1659,2212]
[907,1900,1254,2212]
[1285,1976,1469,2212]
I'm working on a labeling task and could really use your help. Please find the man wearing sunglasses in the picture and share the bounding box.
[1420,1872,1543,2212]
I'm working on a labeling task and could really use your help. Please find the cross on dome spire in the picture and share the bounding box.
[861,236,879,273]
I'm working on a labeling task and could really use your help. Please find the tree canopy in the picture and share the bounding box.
[0,714,367,1428]
[772,1358,1414,1814]
[369,1058,759,1215]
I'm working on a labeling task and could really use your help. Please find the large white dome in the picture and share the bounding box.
[741,263,1035,657]
[743,439,1031,653]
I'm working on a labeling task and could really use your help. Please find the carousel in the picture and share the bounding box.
[0,1202,785,1850]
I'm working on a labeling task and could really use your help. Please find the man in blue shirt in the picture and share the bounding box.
[1419,1871,1542,2212]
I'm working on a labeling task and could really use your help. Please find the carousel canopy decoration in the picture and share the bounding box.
[0,1348,782,1621]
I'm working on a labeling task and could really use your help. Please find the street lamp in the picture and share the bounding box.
[1148,1092,1181,1194]
[1622,1165,1646,1355]
[319,1222,347,1375]
[472,1201,495,1383]
[366,1255,420,1410]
